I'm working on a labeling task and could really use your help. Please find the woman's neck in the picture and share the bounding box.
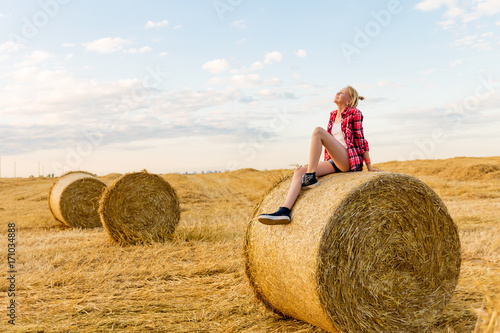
[336,103,348,115]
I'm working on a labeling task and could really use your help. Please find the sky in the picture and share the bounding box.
[0,0,499,177]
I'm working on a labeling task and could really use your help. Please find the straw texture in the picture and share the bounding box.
[48,171,107,228]
[244,171,461,333]
[99,171,180,245]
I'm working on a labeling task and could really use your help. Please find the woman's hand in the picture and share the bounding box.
[367,165,383,172]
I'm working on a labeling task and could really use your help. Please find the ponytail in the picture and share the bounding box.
[347,86,364,108]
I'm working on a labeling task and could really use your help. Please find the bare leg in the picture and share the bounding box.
[282,161,336,209]
[306,127,350,173]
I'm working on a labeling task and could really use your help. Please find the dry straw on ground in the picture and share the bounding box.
[48,171,107,228]
[474,294,500,332]
[474,276,500,333]
[245,171,462,333]
[99,171,180,245]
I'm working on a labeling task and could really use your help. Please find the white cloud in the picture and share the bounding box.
[159,52,169,57]
[208,77,226,85]
[463,0,500,22]
[174,25,182,30]
[2,67,143,117]
[0,41,26,53]
[4,66,41,81]
[415,0,465,18]
[231,20,247,29]
[415,0,451,11]
[124,46,153,54]
[415,0,500,24]
[455,35,477,45]
[83,37,131,54]
[15,50,54,68]
[256,89,296,100]
[62,43,75,48]
[437,19,455,29]
[28,50,53,62]
[145,20,169,29]
[496,21,500,26]
[449,59,463,67]
[202,59,230,74]
[239,61,267,73]
[0,63,286,162]
[250,61,265,71]
[264,77,281,85]
[295,49,307,58]
[231,74,261,88]
[0,13,4,18]
[237,38,247,45]
[264,51,283,64]
[66,53,73,60]
[454,34,493,50]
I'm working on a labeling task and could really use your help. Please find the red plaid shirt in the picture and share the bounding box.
[324,107,369,171]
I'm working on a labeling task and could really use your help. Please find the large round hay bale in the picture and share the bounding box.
[244,172,461,333]
[48,171,107,228]
[99,171,180,245]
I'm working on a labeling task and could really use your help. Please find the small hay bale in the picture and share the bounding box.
[48,171,107,228]
[244,172,461,333]
[99,171,180,245]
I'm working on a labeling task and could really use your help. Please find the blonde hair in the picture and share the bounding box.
[347,86,364,109]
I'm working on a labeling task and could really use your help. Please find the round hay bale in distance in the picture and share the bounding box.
[48,171,107,228]
[99,171,180,245]
[244,172,461,333]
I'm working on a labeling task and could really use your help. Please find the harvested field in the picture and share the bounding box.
[0,157,499,332]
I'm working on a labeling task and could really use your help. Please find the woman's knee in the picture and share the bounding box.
[293,166,307,178]
[312,126,326,137]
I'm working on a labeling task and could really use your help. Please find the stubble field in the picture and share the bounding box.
[1,156,499,332]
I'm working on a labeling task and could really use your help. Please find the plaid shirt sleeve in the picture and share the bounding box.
[345,109,369,171]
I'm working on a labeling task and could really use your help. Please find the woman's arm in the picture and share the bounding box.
[350,109,381,172]
[362,150,382,172]
[351,110,369,152]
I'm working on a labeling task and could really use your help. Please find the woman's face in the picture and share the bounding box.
[334,88,351,106]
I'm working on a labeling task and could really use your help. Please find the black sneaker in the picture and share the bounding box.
[258,207,291,225]
[302,172,318,189]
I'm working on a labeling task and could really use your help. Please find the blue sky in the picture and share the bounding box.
[1,0,499,177]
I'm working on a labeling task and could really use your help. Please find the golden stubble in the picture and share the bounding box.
[0,157,499,332]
